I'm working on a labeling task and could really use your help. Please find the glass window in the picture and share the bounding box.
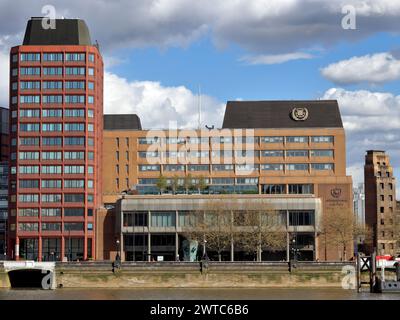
[20,53,41,61]
[18,165,40,174]
[41,166,62,174]
[64,223,84,231]
[64,165,85,174]
[42,137,62,146]
[41,180,62,188]
[43,67,63,75]
[42,81,62,89]
[261,150,283,157]
[20,123,40,132]
[65,95,85,104]
[139,165,160,171]
[65,67,85,75]
[42,109,62,118]
[43,53,63,61]
[19,109,40,118]
[289,211,315,226]
[188,165,210,171]
[42,123,62,132]
[261,164,283,171]
[288,184,314,194]
[163,164,184,172]
[41,208,61,217]
[310,150,334,157]
[88,82,94,90]
[41,194,62,203]
[41,223,61,231]
[65,81,85,90]
[18,208,39,217]
[311,163,334,170]
[88,54,95,62]
[20,67,40,76]
[286,163,308,171]
[311,136,334,143]
[19,152,40,160]
[64,180,85,188]
[64,194,85,203]
[212,164,234,171]
[42,152,62,160]
[64,123,85,131]
[19,180,39,188]
[262,184,285,194]
[20,81,41,90]
[65,53,85,61]
[20,95,40,104]
[19,223,39,231]
[286,150,308,157]
[151,211,176,227]
[64,208,84,217]
[261,136,284,143]
[88,96,94,104]
[286,136,308,143]
[42,95,63,104]
[64,137,85,146]
[88,68,94,76]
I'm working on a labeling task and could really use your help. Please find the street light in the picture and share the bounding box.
[116,239,121,262]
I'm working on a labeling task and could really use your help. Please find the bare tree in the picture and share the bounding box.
[156,175,167,194]
[233,202,286,261]
[320,208,354,261]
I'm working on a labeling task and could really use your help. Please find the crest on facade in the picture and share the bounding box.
[291,107,309,121]
[330,188,342,198]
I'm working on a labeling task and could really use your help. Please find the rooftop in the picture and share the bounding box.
[23,18,92,45]
[222,100,343,129]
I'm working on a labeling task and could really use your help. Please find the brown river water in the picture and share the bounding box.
[0,288,399,300]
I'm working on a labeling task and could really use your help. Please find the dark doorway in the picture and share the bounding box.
[8,269,43,288]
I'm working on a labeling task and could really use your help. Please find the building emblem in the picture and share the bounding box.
[291,107,309,121]
[331,187,342,198]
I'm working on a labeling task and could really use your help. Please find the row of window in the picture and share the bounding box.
[19,179,94,189]
[18,207,91,217]
[15,108,93,118]
[15,81,93,90]
[18,222,91,232]
[15,52,95,62]
[14,137,94,147]
[16,165,92,175]
[138,136,334,145]
[12,151,94,161]
[16,193,90,203]
[138,177,259,185]
[122,210,315,228]
[137,150,333,158]
[12,95,94,104]
[15,123,94,132]
[12,67,95,76]
[138,163,333,172]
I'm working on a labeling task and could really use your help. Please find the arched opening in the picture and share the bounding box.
[8,269,44,288]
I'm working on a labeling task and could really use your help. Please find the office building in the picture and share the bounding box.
[101,101,353,261]
[8,18,103,261]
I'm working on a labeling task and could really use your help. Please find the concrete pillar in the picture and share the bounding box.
[147,233,151,262]
[38,237,42,262]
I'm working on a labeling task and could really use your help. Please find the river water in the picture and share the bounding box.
[0,288,399,300]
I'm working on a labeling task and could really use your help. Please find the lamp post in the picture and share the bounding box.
[116,239,121,262]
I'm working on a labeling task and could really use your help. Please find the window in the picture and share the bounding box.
[20,123,40,132]
[151,211,176,227]
[88,54,95,62]
[42,152,62,160]
[18,194,39,203]
[236,177,258,185]
[288,184,313,194]
[286,150,308,157]
[64,223,84,231]
[41,194,62,203]
[42,137,62,146]
[88,109,94,118]
[64,194,85,203]
[88,124,94,132]
[88,96,94,104]
[65,53,85,61]
[42,123,62,132]
[19,180,39,188]
[64,123,85,131]
[20,81,41,90]
[20,95,40,104]
[41,166,62,174]
[311,136,334,143]
[64,109,85,118]
[20,53,41,61]
[64,208,84,217]
[138,178,158,185]
[163,164,184,172]
[42,95,63,104]
[64,137,85,146]
[260,136,284,143]
[289,211,315,226]
[262,184,285,194]
[19,152,39,160]
[65,81,85,90]
[88,138,94,146]
[19,223,39,231]
[64,180,85,188]
[286,136,308,143]
[123,211,148,227]
[64,151,85,160]
[311,163,334,170]
[212,178,234,185]
[43,53,63,61]
[65,67,85,75]
[88,82,94,90]
[236,164,259,172]
[286,163,308,171]
[88,180,94,188]
[138,137,160,145]
[41,180,62,188]
[41,223,61,232]
[20,67,40,76]
[88,166,94,174]
[19,165,40,174]
[42,81,63,90]
[12,54,18,63]
[41,208,61,217]
[261,150,283,157]
[18,208,39,217]
[261,164,284,171]
[88,68,94,76]
[310,150,334,157]
[65,95,85,104]
[139,165,160,171]
[42,109,62,118]
[188,165,210,171]
[212,164,234,171]
[234,136,258,144]
[12,82,18,90]
[64,165,85,174]
[380,207,384,213]
[88,152,94,160]
[19,109,40,118]
[43,67,63,75]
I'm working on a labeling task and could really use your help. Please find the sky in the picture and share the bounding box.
[0,0,399,196]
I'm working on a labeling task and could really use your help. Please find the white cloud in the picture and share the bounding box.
[104,72,225,129]
[240,52,314,65]
[1,0,400,54]
[321,52,400,84]
[322,87,400,197]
